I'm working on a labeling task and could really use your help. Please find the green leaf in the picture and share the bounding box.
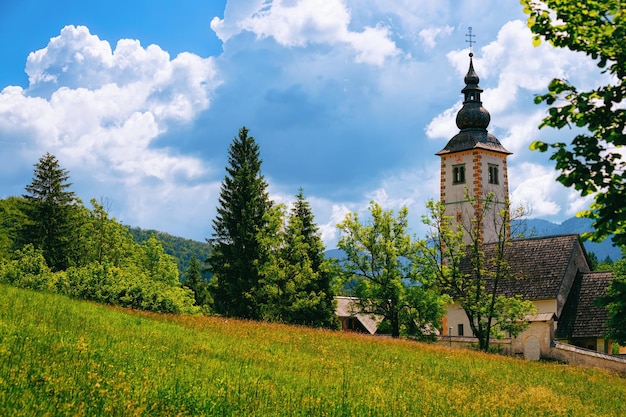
[529,141,548,152]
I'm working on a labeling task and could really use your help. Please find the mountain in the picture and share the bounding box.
[127,227,211,280]
[325,217,622,262]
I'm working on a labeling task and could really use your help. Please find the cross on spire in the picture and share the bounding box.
[465,27,475,53]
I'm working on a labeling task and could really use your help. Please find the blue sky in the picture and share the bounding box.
[0,1,603,247]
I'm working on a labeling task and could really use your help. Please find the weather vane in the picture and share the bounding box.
[466,27,475,53]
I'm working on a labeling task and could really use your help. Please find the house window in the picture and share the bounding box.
[453,164,465,185]
[457,324,464,336]
[488,164,499,184]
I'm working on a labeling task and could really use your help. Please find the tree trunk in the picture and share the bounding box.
[391,312,400,338]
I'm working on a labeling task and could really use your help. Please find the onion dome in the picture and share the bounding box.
[436,53,511,156]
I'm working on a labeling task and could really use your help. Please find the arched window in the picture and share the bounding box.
[488,164,499,185]
[453,164,466,185]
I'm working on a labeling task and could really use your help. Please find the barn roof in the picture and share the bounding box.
[335,296,382,335]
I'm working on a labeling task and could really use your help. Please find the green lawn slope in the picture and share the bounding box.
[1,284,625,416]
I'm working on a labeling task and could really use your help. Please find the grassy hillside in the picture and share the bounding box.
[1,285,625,416]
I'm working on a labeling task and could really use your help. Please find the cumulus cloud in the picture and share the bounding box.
[419,26,453,49]
[510,163,562,217]
[0,25,221,235]
[425,102,461,140]
[211,0,399,66]
[1,1,607,245]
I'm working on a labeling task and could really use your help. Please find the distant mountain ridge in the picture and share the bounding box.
[325,217,621,262]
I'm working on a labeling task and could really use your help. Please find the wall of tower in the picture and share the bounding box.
[439,149,509,244]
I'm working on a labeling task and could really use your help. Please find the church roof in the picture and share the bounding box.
[437,130,510,155]
[555,271,612,339]
[436,53,511,156]
[459,234,586,301]
[496,234,585,300]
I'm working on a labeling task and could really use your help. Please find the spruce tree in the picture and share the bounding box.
[184,255,211,306]
[20,153,81,271]
[208,127,272,319]
[283,188,337,328]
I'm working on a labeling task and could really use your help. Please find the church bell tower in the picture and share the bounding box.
[436,52,511,244]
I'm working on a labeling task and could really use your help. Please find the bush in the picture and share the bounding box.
[65,262,199,314]
[0,245,55,292]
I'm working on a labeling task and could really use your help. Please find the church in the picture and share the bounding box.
[335,50,625,370]
[436,51,623,363]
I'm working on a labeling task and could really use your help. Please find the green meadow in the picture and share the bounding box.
[1,284,625,416]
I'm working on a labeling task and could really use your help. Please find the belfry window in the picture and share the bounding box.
[453,164,465,185]
[488,164,499,185]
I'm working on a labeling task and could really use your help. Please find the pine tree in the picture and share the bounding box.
[19,153,81,271]
[282,188,337,328]
[208,127,272,319]
[184,255,211,306]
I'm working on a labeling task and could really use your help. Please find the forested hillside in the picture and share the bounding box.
[128,227,211,279]
[0,153,200,314]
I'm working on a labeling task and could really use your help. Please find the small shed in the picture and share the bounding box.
[335,296,382,335]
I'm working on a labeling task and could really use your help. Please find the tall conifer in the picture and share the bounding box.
[208,127,272,319]
[20,153,80,271]
[283,188,337,328]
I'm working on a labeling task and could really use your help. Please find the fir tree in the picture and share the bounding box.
[208,127,272,319]
[184,255,211,306]
[282,188,337,328]
[19,153,81,271]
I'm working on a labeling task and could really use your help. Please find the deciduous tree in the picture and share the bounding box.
[337,202,446,339]
[0,197,27,259]
[420,195,535,351]
[522,0,626,246]
[597,258,626,345]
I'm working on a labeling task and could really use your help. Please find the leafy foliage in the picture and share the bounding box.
[208,127,273,319]
[0,210,199,314]
[0,154,198,314]
[337,202,446,339]
[0,197,27,258]
[420,196,536,351]
[522,0,626,246]
[597,258,626,345]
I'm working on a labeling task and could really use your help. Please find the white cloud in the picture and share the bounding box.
[419,26,453,49]
[510,163,564,218]
[498,110,546,156]
[211,0,399,66]
[318,203,352,246]
[425,102,461,140]
[0,25,222,236]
